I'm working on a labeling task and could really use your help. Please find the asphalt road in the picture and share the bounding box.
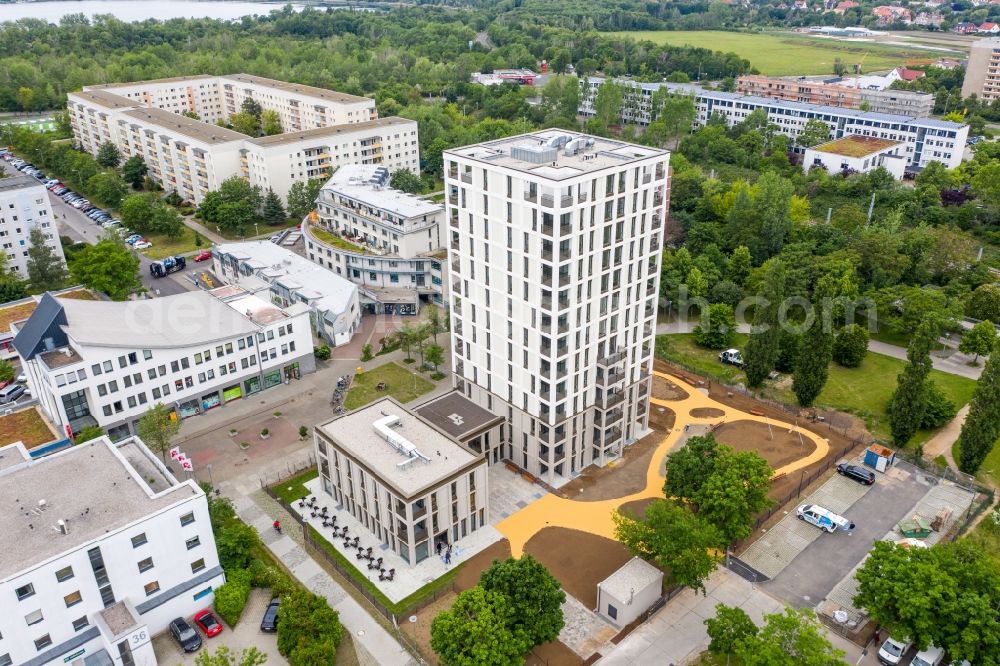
[762,461,933,608]
[0,160,192,296]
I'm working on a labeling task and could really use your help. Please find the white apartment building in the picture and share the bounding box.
[444,131,668,485]
[580,77,969,170]
[803,135,907,179]
[961,37,1000,102]
[67,75,419,204]
[212,240,362,346]
[314,397,492,565]
[308,164,447,314]
[0,174,66,280]
[13,289,314,440]
[0,435,224,666]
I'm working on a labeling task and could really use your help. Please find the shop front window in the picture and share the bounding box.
[244,376,262,395]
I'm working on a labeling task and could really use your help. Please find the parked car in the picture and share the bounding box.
[796,504,855,533]
[193,610,222,638]
[719,348,743,366]
[0,384,25,404]
[836,462,874,485]
[193,250,212,262]
[911,644,944,666]
[16,374,26,383]
[877,636,912,665]
[133,241,152,250]
[125,234,143,244]
[260,597,280,632]
[168,617,203,652]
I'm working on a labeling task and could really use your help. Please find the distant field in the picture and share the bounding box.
[604,30,956,76]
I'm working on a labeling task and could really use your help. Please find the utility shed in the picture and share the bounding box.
[596,556,664,628]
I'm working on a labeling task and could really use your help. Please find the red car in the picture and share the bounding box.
[193,250,212,262]
[193,609,222,638]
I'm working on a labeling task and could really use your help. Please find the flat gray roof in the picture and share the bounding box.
[447,130,667,180]
[223,73,372,105]
[249,116,414,147]
[121,107,247,145]
[70,89,137,110]
[600,556,664,599]
[57,290,258,348]
[323,164,442,220]
[0,437,198,580]
[317,397,481,499]
[414,391,504,441]
[0,173,44,193]
[87,75,217,90]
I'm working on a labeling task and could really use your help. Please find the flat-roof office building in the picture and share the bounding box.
[314,397,495,565]
[0,436,223,666]
[444,131,668,485]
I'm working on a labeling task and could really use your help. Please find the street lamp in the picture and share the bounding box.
[254,222,259,238]
[206,463,215,490]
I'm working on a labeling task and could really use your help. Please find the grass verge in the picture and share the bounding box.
[272,468,319,505]
[344,361,435,410]
[139,226,201,260]
[655,333,977,443]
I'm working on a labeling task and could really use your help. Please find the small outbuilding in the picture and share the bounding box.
[864,444,896,472]
[596,557,664,629]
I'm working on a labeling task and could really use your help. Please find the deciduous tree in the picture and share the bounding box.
[664,434,720,500]
[705,604,758,661]
[613,499,721,594]
[96,141,121,168]
[796,119,831,149]
[69,235,141,300]
[431,587,530,666]
[229,111,260,137]
[957,337,1000,474]
[967,284,1000,322]
[390,168,424,194]
[26,227,67,292]
[479,555,566,647]
[262,109,282,136]
[136,403,181,462]
[694,303,736,350]
[888,317,937,447]
[694,449,773,544]
[425,344,445,373]
[832,324,869,368]
[286,178,324,219]
[959,319,996,363]
[194,646,267,666]
[121,155,148,189]
[743,258,785,387]
[735,607,846,666]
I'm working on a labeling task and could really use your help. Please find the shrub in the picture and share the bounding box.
[248,559,295,595]
[277,589,344,664]
[832,324,869,368]
[313,344,331,360]
[920,381,958,430]
[216,522,261,571]
[261,427,269,437]
[299,425,308,439]
[214,568,252,627]
[361,343,373,361]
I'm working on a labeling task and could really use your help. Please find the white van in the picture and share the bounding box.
[912,645,945,666]
[877,636,912,665]
[0,384,25,404]
[796,504,855,533]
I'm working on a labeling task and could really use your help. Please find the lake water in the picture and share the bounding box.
[0,0,306,23]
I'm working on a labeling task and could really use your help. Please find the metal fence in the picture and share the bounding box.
[257,454,315,488]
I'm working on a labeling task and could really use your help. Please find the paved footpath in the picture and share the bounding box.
[221,470,420,666]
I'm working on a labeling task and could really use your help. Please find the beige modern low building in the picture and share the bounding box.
[67,75,419,204]
[962,37,1000,102]
[313,397,493,566]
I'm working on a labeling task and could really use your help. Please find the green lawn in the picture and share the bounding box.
[344,362,435,410]
[209,217,302,241]
[272,468,319,505]
[603,30,952,76]
[656,333,977,443]
[138,226,202,260]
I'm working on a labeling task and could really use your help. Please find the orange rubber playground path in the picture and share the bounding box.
[496,371,831,557]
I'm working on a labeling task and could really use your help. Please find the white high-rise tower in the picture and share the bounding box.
[444,130,669,485]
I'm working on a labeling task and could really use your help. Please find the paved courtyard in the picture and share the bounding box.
[152,588,286,665]
[488,464,547,520]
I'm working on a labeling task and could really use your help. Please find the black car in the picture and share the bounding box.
[168,617,203,653]
[837,462,875,485]
[260,597,280,632]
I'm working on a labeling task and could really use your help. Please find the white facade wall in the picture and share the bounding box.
[67,76,418,204]
[0,440,223,666]
[803,146,907,179]
[0,177,65,279]
[314,432,489,566]
[21,312,314,439]
[443,136,667,484]
[579,78,969,170]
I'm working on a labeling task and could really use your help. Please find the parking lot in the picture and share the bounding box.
[152,588,286,665]
[736,458,976,632]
